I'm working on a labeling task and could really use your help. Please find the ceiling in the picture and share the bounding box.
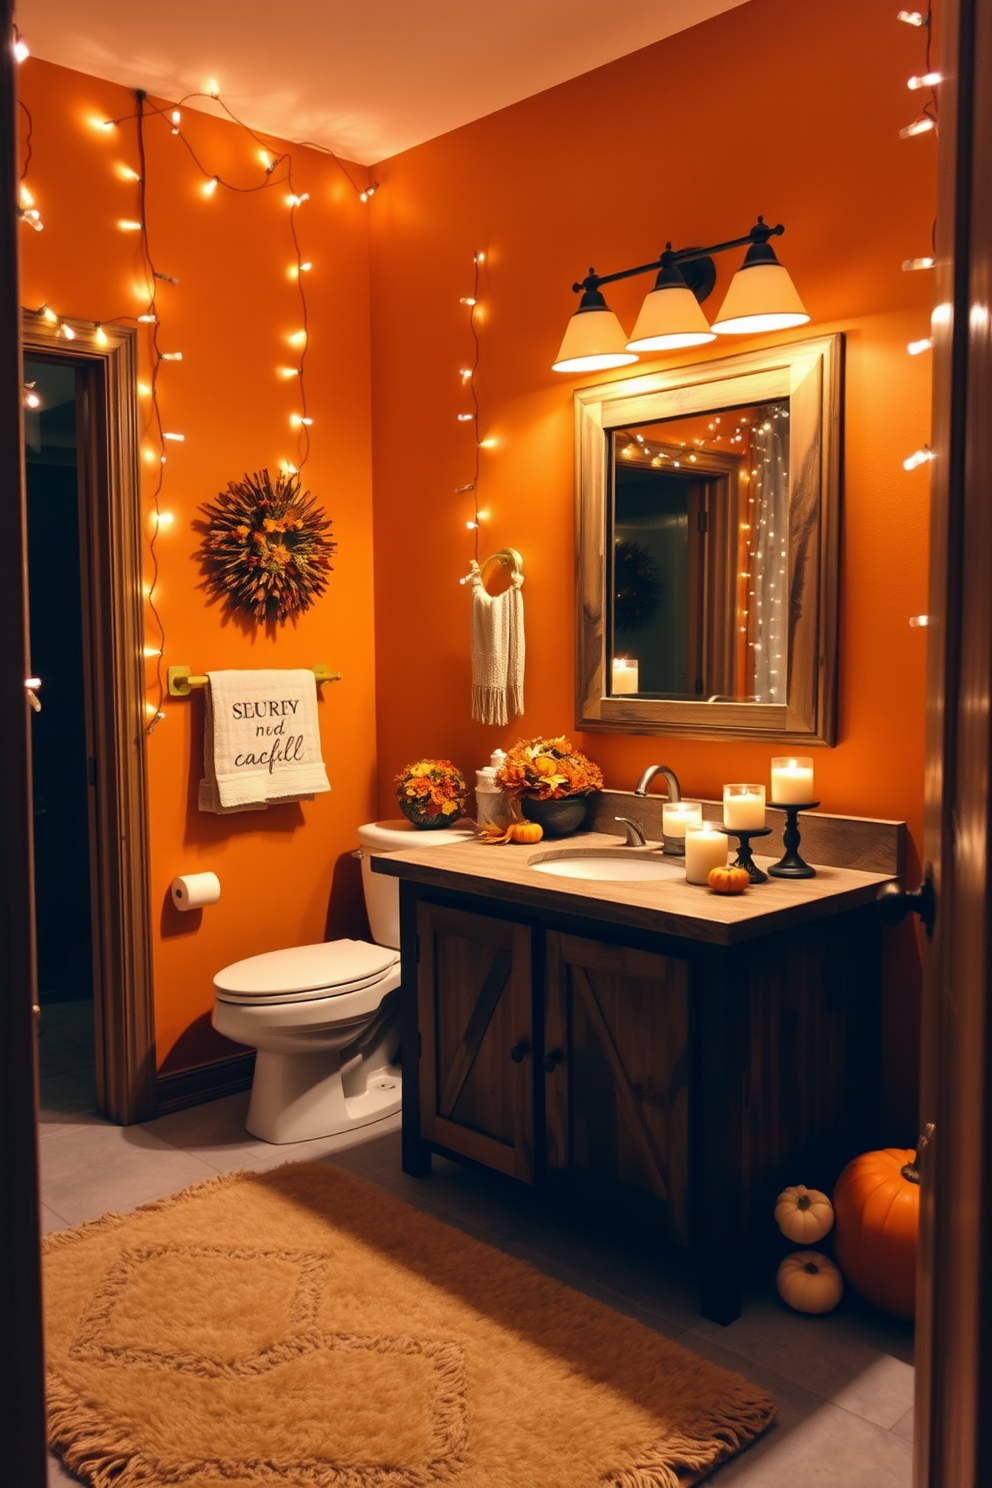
[16,0,750,165]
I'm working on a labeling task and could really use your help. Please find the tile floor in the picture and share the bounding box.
[39,1032,914,1487]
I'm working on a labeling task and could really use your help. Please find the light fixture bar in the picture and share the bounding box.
[571,219,786,298]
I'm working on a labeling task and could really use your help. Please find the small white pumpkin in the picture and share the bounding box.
[776,1250,844,1314]
[774,1183,834,1243]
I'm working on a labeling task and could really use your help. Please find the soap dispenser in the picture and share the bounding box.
[475,748,510,829]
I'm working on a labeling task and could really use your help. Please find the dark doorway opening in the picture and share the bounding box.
[25,355,96,1114]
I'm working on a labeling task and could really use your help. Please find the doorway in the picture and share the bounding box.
[23,316,155,1126]
[24,356,96,1115]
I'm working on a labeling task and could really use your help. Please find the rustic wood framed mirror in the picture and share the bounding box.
[575,334,842,744]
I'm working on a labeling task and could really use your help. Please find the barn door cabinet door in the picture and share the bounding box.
[416,901,535,1182]
[544,932,691,1245]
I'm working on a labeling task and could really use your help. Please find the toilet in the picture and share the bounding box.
[212,818,476,1144]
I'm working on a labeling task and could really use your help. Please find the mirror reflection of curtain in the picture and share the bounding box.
[747,403,790,703]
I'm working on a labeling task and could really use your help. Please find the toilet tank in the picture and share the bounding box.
[357,819,476,950]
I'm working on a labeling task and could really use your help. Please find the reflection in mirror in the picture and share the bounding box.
[611,400,790,703]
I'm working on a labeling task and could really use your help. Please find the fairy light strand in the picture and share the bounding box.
[458,252,484,561]
[900,3,939,479]
[15,50,363,718]
[134,90,169,731]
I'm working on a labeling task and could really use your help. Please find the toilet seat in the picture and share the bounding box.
[214,938,400,1006]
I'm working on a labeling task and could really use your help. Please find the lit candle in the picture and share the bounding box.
[612,657,639,695]
[770,756,814,805]
[685,825,729,885]
[723,784,766,831]
[662,800,703,839]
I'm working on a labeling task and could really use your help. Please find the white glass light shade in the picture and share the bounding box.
[552,303,639,373]
[626,283,716,351]
[711,261,810,335]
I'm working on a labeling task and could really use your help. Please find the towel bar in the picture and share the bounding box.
[167,664,341,697]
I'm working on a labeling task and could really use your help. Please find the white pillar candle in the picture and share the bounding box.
[684,825,729,884]
[612,657,639,695]
[770,756,814,805]
[662,801,703,838]
[723,784,766,831]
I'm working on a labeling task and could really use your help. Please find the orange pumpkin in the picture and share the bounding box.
[707,865,750,895]
[833,1147,920,1319]
[508,820,543,844]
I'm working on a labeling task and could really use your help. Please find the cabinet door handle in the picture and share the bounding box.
[509,1040,531,1063]
[543,1048,562,1072]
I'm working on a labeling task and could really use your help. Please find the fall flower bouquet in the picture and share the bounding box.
[395,759,468,828]
[495,736,604,801]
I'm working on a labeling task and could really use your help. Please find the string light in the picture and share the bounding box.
[23,383,40,408]
[904,446,934,470]
[455,252,486,561]
[903,256,935,270]
[19,74,358,726]
[897,9,929,24]
[909,71,942,88]
[908,336,933,354]
[900,116,935,137]
[12,27,29,63]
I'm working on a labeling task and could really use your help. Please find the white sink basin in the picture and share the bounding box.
[529,849,683,883]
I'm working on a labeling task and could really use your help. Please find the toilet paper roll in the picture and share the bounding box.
[171,871,221,911]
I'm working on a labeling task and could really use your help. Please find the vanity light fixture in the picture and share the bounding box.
[552,217,809,373]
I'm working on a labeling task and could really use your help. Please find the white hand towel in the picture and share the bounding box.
[469,561,525,725]
[198,669,330,813]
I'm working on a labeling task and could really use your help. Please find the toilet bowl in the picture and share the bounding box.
[212,818,475,1144]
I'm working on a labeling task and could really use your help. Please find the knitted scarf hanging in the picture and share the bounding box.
[468,560,525,725]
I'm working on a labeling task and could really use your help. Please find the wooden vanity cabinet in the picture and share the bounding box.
[398,871,884,1326]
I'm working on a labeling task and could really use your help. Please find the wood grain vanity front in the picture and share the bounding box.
[383,822,895,1324]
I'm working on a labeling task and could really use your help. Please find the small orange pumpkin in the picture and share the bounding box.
[508,820,544,844]
[707,865,750,895]
[833,1147,920,1320]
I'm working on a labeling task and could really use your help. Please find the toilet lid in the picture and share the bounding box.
[213,939,400,1003]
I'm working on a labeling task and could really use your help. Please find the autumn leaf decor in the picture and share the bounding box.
[199,468,337,625]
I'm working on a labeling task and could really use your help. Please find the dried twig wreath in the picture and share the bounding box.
[199,468,336,625]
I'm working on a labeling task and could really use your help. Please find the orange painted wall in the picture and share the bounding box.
[368,0,936,1132]
[18,60,377,1074]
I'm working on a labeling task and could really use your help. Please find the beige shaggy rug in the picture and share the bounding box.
[43,1162,774,1487]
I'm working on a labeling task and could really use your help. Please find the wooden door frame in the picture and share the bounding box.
[24,316,156,1126]
[916,0,992,1481]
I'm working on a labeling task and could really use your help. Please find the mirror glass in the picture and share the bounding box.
[611,399,789,703]
[575,336,841,744]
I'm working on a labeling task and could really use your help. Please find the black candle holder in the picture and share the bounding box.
[767,801,820,879]
[718,825,772,884]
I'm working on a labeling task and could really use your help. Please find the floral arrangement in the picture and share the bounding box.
[198,467,336,626]
[395,759,468,827]
[495,736,604,801]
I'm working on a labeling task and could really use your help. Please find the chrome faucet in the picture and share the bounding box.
[614,816,647,847]
[633,764,682,802]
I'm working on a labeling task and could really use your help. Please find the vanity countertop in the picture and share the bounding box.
[373,830,896,947]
